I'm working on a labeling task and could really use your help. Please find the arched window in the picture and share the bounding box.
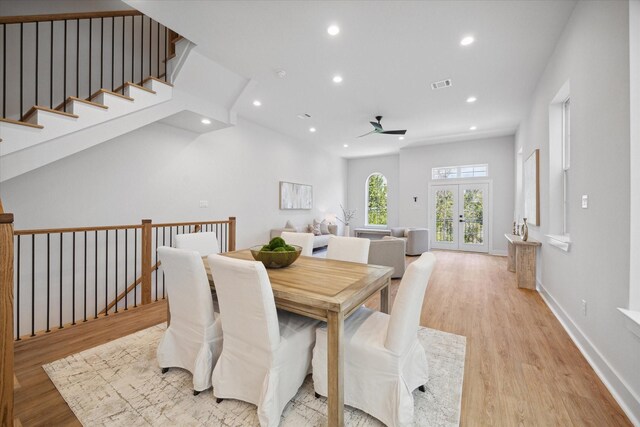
[366,173,388,226]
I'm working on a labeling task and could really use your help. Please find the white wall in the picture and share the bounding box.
[346,154,399,230]
[398,136,515,254]
[630,0,640,311]
[1,118,347,248]
[515,1,640,422]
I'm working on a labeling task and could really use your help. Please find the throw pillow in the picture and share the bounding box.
[320,219,330,235]
[285,220,295,229]
[311,219,322,236]
[404,228,410,237]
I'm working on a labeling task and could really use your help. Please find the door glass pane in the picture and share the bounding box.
[463,189,483,244]
[435,190,454,242]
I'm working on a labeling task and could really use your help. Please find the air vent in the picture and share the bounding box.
[431,79,452,90]
[297,113,312,119]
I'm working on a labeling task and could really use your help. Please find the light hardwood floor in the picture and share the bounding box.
[13,251,631,426]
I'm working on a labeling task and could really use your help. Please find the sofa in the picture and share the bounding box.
[389,227,430,256]
[270,223,338,249]
[368,236,406,278]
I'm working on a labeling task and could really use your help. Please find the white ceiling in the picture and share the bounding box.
[128,0,576,158]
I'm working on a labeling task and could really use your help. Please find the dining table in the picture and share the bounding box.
[202,249,394,427]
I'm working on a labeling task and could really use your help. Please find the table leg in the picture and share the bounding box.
[507,241,516,272]
[380,278,390,314]
[327,310,344,427]
[516,245,537,290]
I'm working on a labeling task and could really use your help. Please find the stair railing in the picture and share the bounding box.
[11,217,236,341]
[0,10,176,121]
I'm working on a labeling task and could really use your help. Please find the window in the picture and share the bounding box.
[562,98,570,235]
[432,164,488,180]
[366,173,388,226]
[546,80,571,250]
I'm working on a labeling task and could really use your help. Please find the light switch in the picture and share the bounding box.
[581,195,588,209]
[199,200,209,208]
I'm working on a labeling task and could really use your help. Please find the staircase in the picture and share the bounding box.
[0,10,193,181]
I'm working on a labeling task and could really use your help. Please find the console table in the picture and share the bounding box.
[354,228,392,239]
[505,234,541,290]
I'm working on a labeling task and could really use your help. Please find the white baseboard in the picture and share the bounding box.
[489,249,507,256]
[536,280,640,426]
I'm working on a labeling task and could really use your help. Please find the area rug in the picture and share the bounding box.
[44,324,466,426]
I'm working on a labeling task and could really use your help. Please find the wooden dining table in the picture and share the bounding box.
[203,249,394,427]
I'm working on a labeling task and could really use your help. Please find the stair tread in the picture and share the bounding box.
[124,82,156,94]
[89,89,134,102]
[23,106,79,122]
[0,118,44,129]
[55,96,109,111]
[141,76,174,88]
[163,53,176,63]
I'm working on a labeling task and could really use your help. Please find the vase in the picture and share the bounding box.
[522,218,529,241]
[343,225,350,237]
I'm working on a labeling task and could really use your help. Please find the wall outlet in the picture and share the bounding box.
[199,200,209,208]
[581,299,587,317]
[581,195,588,209]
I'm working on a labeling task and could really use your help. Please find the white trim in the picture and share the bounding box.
[537,280,640,426]
[489,249,507,257]
[545,234,571,252]
[618,308,640,339]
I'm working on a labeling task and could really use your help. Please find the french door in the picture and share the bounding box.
[430,183,489,252]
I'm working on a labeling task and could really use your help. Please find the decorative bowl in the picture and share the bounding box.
[250,245,302,269]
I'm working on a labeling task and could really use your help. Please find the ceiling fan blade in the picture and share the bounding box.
[370,121,383,131]
[380,129,407,135]
[357,130,376,138]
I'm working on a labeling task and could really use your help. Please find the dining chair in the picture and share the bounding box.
[174,231,220,256]
[207,254,319,427]
[326,235,370,263]
[280,231,314,256]
[156,247,223,395]
[312,252,437,427]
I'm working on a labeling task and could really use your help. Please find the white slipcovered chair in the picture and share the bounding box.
[326,236,370,264]
[280,231,315,257]
[174,231,220,256]
[156,246,223,394]
[207,254,319,427]
[312,252,437,427]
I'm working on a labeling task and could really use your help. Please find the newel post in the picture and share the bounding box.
[0,212,15,427]
[229,217,236,252]
[141,219,152,305]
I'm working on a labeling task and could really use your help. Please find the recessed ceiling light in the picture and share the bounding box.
[201,118,211,125]
[460,36,475,46]
[332,75,343,84]
[343,144,349,148]
[327,25,340,36]
[466,96,477,103]
[253,100,262,107]
[398,136,405,140]
[469,126,477,130]
[309,127,316,133]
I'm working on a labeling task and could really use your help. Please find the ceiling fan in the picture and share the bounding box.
[358,116,407,138]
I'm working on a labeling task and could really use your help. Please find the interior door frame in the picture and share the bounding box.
[428,178,493,254]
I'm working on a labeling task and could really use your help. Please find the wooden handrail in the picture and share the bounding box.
[0,212,14,426]
[152,220,233,228]
[0,10,142,25]
[14,223,142,236]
